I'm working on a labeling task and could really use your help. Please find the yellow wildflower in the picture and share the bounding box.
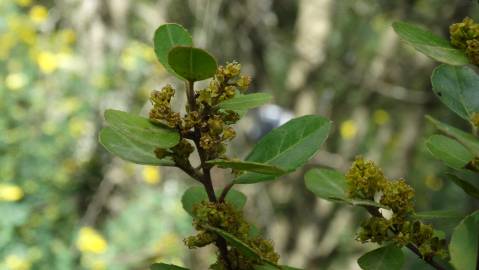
[76,227,108,254]
[5,255,30,270]
[15,0,32,7]
[36,51,59,74]
[373,109,390,125]
[142,166,161,185]
[0,184,24,202]
[29,5,48,24]
[5,72,28,91]
[340,119,358,140]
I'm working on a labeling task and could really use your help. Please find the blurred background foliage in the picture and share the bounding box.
[1,0,478,269]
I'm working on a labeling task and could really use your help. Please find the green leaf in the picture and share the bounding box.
[413,210,463,220]
[449,210,479,270]
[431,65,479,122]
[304,168,388,209]
[104,109,180,149]
[217,93,273,112]
[207,159,285,175]
[234,115,331,184]
[168,46,217,82]
[304,168,348,202]
[99,127,174,166]
[426,115,479,156]
[357,245,404,270]
[181,186,246,216]
[153,24,193,77]
[392,21,469,65]
[204,225,261,260]
[446,172,479,199]
[426,134,474,169]
[151,263,189,270]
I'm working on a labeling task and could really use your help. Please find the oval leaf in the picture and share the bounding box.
[153,24,193,77]
[151,263,189,270]
[305,168,348,202]
[426,134,474,169]
[234,115,331,184]
[217,93,273,112]
[392,21,469,65]
[181,186,246,216]
[431,65,479,122]
[204,225,261,260]
[105,109,180,149]
[207,159,285,175]
[99,127,174,166]
[449,210,479,270]
[168,46,217,82]
[426,115,479,156]
[358,245,404,270]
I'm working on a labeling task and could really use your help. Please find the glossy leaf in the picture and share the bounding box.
[426,115,479,155]
[181,186,246,216]
[304,168,348,202]
[168,46,217,81]
[217,93,273,112]
[446,172,479,199]
[357,245,404,270]
[426,134,474,169]
[304,168,388,209]
[431,65,479,122]
[392,21,468,65]
[204,225,261,260]
[413,210,463,220]
[207,159,285,175]
[99,127,174,166]
[234,115,331,184]
[104,109,180,149]
[151,263,189,270]
[153,24,193,76]
[449,210,479,270]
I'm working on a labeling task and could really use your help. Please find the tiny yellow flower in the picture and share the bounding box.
[76,227,108,254]
[142,166,161,185]
[340,120,358,140]
[36,51,58,74]
[5,254,30,270]
[29,5,48,24]
[5,72,28,91]
[0,184,24,201]
[15,0,32,7]
[373,109,390,126]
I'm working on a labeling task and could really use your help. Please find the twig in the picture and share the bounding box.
[219,182,234,202]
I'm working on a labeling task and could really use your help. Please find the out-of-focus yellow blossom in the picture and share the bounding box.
[142,166,161,185]
[41,121,58,135]
[76,227,108,254]
[373,109,390,125]
[0,184,24,201]
[36,51,59,74]
[5,72,28,90]
[15,0,32,7]
[68,118,89,138]
[154,233,180,253]
[425,175,443,191]
[29,5,48,24]
[340,119,358,140]
[60,97,81,115]
[5,255,30,270]
[59,29,77,45]
[0,33,16,60]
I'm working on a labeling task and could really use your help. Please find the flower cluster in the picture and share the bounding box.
[450,17,479,65]
[347,157,448,259]
[149,62,251,162]
[185,201,279,270]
